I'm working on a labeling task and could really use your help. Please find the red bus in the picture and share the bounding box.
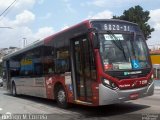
[2,19,154,108]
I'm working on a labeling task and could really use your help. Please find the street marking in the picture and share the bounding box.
[0,108,3,111]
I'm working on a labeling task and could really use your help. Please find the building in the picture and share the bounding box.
[150,50,160,80]
[0,47,20,63]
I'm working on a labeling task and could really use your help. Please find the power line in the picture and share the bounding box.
[0,4,16,20]
[0,0,17,18]
[0,0,18,29]
[0,0,19,21]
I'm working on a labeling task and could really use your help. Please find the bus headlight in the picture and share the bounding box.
[102,78,118,90]
[148,74,154,85]
[111,82,116,88]
[102,78,111,87]
[103,79,110,85]
[151,74,154,79]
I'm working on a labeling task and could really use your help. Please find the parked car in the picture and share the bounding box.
[0,78,3,87]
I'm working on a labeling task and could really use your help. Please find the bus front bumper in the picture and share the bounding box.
[99,82,154,105]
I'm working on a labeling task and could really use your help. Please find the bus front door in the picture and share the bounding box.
[71,35,94,103]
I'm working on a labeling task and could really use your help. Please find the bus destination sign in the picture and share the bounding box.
[92,21,141,32]
[104,23,130,31]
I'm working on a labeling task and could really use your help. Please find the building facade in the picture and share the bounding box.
[0,47,20,63]
[150,50,160,80]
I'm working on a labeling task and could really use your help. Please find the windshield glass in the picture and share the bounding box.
[99,33,151,71]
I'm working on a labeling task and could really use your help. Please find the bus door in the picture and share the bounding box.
[71,35,96,103]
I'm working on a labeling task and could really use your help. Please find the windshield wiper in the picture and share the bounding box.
[106,31,127,61]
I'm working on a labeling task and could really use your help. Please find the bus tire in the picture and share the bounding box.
[55,85,69,108]
[12,82,17,96]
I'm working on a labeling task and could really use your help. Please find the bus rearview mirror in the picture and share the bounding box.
[93,33,100,49]
[88,28,100,49]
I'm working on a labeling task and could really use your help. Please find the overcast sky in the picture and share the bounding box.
[0,0,160,48]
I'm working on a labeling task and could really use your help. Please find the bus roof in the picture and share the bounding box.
[2,20,89,60]
[3,19,138,60]
[89,19,138,25]
[3,40,44,60]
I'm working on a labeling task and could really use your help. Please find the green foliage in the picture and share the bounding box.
[113,5,154,40]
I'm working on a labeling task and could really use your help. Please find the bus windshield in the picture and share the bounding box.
[99,33,151,71]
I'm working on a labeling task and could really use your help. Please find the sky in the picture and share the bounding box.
[0,0,160,48]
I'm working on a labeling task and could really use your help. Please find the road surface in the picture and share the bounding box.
[0,87,160,120]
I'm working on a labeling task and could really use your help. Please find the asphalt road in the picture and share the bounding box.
[0,87,160,120]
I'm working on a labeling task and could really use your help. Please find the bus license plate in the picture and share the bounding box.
[129,93,139,100]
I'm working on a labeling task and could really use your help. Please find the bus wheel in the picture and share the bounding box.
[12,83,17,96]
[56,86,69,108]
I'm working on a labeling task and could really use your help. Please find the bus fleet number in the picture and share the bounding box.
[104,24,130,31]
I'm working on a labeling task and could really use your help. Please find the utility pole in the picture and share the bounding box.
[22,38,27,48]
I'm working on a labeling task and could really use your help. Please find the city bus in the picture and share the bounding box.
[2,19,154,108]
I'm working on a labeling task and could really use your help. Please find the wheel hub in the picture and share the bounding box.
[58,90,66,103]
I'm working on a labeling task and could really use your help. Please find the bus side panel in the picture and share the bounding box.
[45,76,54,99]
[2,80,9,91]
[45,75,74,103]
[12,77,47,98]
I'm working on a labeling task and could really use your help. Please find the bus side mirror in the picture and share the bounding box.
[88,28,100,49]
[93,33,100,49]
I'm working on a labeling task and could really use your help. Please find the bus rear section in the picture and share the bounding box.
[2,19,154,108]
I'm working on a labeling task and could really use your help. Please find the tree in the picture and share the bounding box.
[113,5,154,40]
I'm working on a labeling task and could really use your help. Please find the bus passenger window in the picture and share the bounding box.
[43,57,55,75]
[55,49,70,73]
